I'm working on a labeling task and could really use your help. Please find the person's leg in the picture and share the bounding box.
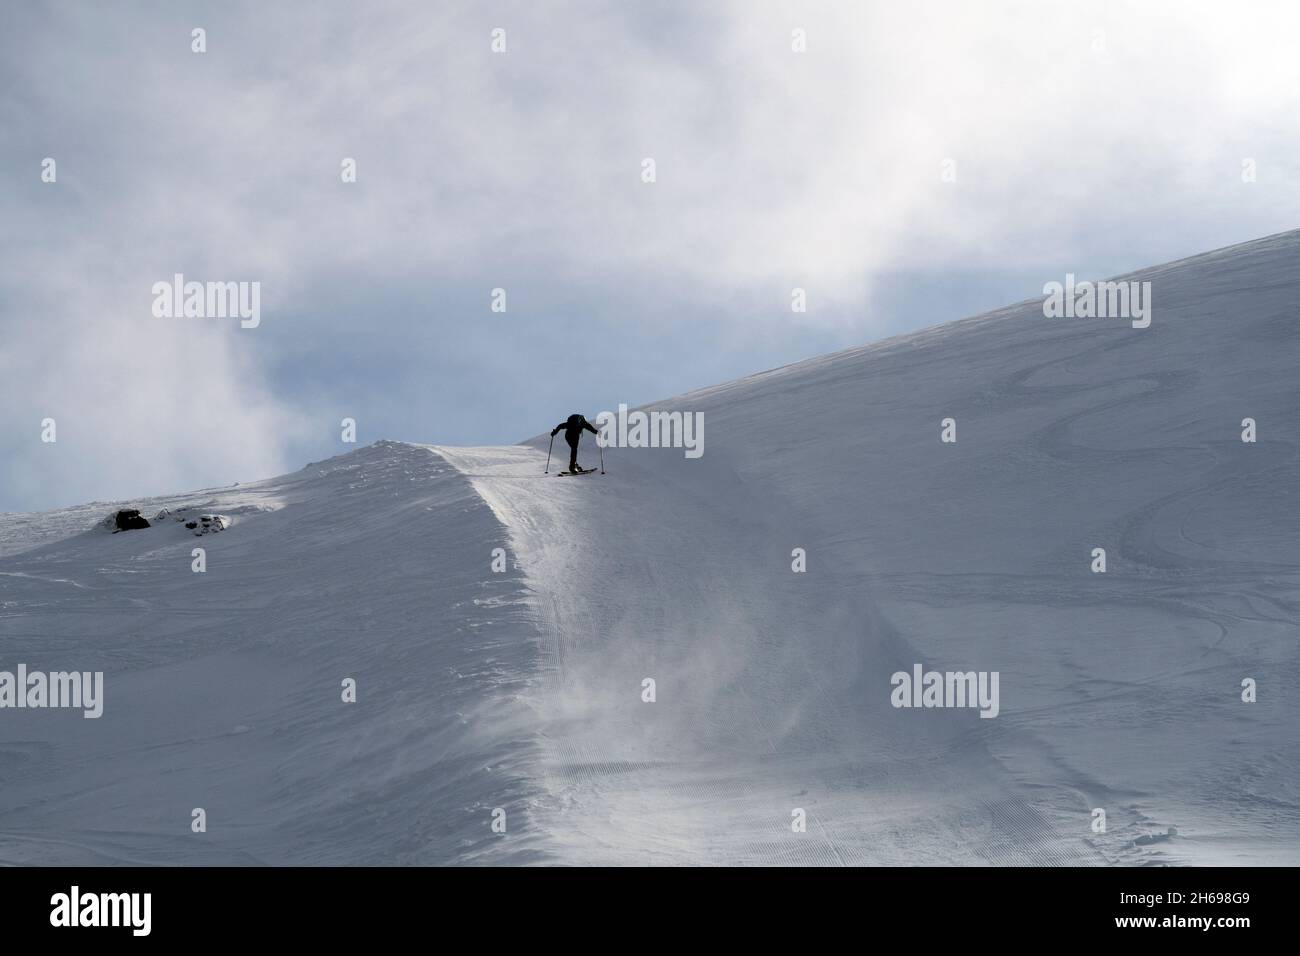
[567,439,580,472]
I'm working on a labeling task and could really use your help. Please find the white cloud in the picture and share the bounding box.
[3,0,1299,508]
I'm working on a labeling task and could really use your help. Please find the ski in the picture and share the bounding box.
[555,468,598,476]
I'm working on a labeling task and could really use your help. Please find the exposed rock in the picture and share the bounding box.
[158,508,231,536]
[111,509,150,532]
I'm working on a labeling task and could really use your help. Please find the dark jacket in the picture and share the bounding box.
[552,414,598,444]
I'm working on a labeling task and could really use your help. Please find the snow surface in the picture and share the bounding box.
[2,230,1298,865]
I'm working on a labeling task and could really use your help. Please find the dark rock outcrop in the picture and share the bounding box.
[113,509,151,532]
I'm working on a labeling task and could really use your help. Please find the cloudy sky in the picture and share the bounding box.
[3,0,1299,511]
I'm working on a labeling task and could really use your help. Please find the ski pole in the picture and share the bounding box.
[599,440,605,475]
[545,434,554,473]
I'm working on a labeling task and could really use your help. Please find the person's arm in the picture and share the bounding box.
[583,420,598,435]
[550,423,564,437]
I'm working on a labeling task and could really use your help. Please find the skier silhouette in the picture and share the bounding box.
[551,413,598,473]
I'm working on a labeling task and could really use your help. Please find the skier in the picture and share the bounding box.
[551,413,599,474]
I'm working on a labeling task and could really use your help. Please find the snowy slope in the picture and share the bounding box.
[0,443,547,864]
[3,230,1298,865]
